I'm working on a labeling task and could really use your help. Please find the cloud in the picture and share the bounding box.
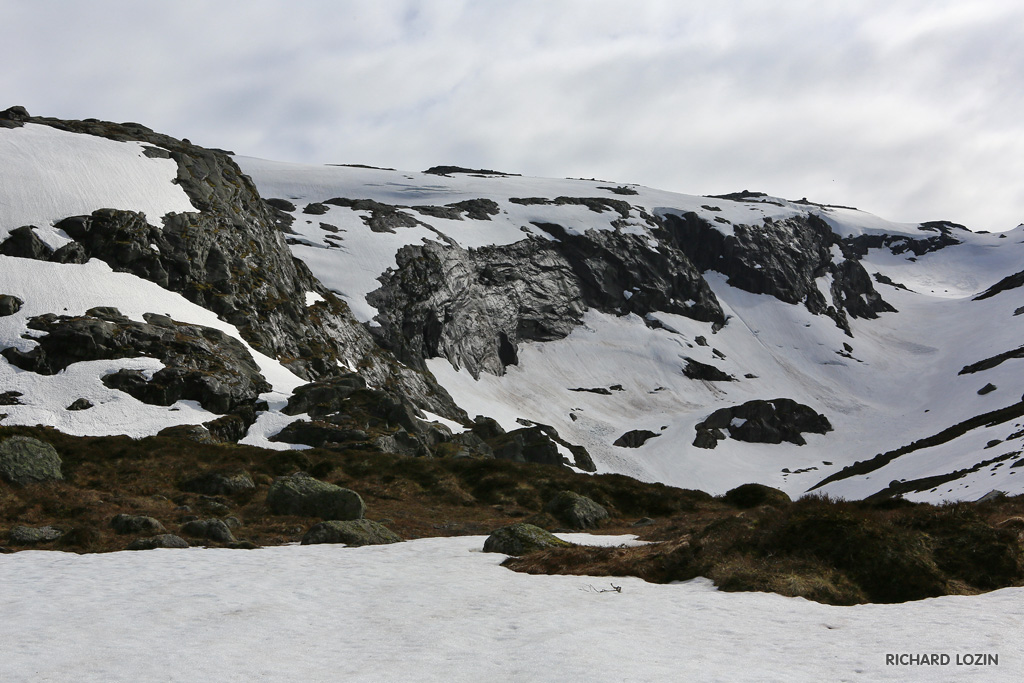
[2,0,1022,230]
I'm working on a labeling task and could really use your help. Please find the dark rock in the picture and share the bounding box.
[0,294,23,317]
[693,398,832,448]
[301,519,402,546]
[179,471,255,496]
[126,534,189,550]
[180,518,237,543]
[570,387,612,395]
[0,391,23,405]
[0,105,29,126]
[0,436,63,486]
[979,383,997,396]
[303,202,329,215]
[613,429,660,448]
[266,472,365,520]
[66,398,94,411]
[3,311,270,414]
[323,197,425,232]
[683,358,735,382]
[487,426,565,467]
[723,483,792,509]
[9,525,64,545]
[265,198,296,212]
[482,523,573,555]
[0,226,53,260]
[543,491,609,529]
[282,374,369,417]
[110,514,166,535]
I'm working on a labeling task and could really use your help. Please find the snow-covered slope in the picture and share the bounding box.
[238,158,1024,502]
[4,109,1024,503]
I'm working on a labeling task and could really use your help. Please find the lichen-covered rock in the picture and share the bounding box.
[178,471,255,496]
[483,523,574,555]
[543,491,609,530]
[9,525,63,545]
[266,472,365,520]
[110,514,166,535]
[301,519,402,546]
[126,534,189,550]
[180,518,237,544]
[157,424,218,443]
[723,483,792,509]
[0,436,63,486]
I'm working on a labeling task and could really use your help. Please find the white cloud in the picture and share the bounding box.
[2,0,1022,230]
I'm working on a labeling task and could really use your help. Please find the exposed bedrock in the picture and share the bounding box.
[7,114,463,420]
[2,308,269,415]
[661,212,894,334]
[367,221,724,379]
[693,398,833,449]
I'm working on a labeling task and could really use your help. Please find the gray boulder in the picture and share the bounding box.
[266,472,365,520]
[301,519,402,546]
[0,436,64,486]
[180,518,237,543]
[110,514,166,535]
[178,471,255,496]
[126,534,190,550]
[543,491,609,529]
[483,523,574,555]
[9,525,63,545]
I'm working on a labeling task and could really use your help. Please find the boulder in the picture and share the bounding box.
[157,424,217,444]
[180,518,237,544]
[110,514,166,535]
[301,519,402,546]
[613,429,660,448]
[693,398,831,449]
[0,436,63,486]
[178,471,255,496]
[126,534,190,550]
[66,398,94,411]
[483,523,574,555]
[0,294,23,317]
[543,491,609,529]
[9,525,63,545]
[723,483,792,509]
[266,472,365,520]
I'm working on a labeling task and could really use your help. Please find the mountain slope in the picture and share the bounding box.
[3,107,1024,502]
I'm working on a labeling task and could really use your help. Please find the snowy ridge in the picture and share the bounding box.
[237,157,1024,503]
[3,114,1024,503]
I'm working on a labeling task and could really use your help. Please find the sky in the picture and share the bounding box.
[3,0,1023,232]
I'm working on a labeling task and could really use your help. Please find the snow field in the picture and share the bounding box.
[1,535,1019,682]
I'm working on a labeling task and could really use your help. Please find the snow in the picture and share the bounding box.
[1,535,1018,682]
[0,257,305,438]
[0,124,196,247]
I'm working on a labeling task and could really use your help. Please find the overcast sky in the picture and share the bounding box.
[4,0,1023,231]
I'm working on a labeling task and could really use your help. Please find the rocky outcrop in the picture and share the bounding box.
[543,491,609,529]
[482,523,574,555]
[11,113,464,421]
[2,309,269,415]
[613,429,660,448]
[661,212,894,334]
[265,472,365,520]
[301,519,402,546]
[0,294,23,316]
[0,436,63,486]
[693,398,832,449]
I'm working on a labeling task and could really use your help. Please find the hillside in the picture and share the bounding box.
[3,106,1024,506]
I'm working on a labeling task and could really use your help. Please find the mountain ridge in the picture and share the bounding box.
[3,106,1024,503]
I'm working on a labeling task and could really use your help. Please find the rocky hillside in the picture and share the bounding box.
[3,107,1024,504]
